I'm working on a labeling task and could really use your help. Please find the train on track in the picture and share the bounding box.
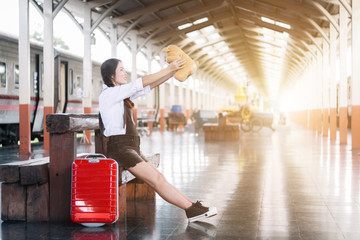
[0,32,103,145]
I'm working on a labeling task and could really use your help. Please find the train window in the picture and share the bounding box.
[14,64,19,89]
[69,69,73,95]
[33,71,38,94]
[0,61,6,89]
[76,76,81,88]
[75,75,82,97]
[41,62,44,92]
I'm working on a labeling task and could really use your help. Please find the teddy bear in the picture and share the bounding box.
[162,45,199,82]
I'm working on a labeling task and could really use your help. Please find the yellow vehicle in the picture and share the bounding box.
[226,105,274,132]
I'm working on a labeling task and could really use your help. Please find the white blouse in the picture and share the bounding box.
[99,77,151,137]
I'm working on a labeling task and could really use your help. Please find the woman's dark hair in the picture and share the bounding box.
[100,58,134,108]
[100,58,121,87]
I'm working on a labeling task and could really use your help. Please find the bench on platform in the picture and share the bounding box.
[167,112,186,131]
[0,157,50,221]
[203,113,240,141]
[0,113,159,222]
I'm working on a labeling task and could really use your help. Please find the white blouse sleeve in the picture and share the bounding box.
[104,77,146,102]
[130,85,151,100]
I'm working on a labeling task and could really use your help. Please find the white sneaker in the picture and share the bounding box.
[185,201,217,222]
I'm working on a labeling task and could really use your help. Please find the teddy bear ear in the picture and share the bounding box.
[162,46,169,52]
[195,61,199,67]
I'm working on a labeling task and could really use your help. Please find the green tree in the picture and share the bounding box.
[53,36,69,50]
[30,31,69,50]
[31,31,43,42]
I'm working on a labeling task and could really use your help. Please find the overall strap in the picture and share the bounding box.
[99,113,105,135]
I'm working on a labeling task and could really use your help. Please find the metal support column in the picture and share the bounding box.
[339,5,349,144]
[352,0,360,149]
[42,0,55,150]
[306,67,312,129]
[82,4,93,144]
[322,39,330,136]
[131,31,137,82]
[110,24,117,58]
[185,77,191,123]
[316,51,323,135]
[18,0,31,155]
[146,47,153,134]
[309,60,316,131]
[178,82,184,110]
[178,82,184,131]
[329,25,337,140]
[191,78,196,112]
[159,54,166,132]
[169,78,175,108]
[198,80,202,109]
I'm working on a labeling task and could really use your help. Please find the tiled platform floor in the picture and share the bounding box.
[1,123,360,239]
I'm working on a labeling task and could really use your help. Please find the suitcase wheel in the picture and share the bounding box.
[80,223,105,227]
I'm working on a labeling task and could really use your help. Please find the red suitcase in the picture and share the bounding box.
[71,154,119,227]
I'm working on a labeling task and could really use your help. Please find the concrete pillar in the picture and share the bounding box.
[302,71,309,128]
[179,83,183,110]
[192,78,196,110]
[176,81,184,132]
[207,81,211,110]
[131,31,137,82]
[322,40,330,136]
[110,24,117,58]
[18,0,31,155]
[129,31,138,124]
[309,60,316,131]
[169,78,174,107]
[185,77,191,122]
[204,80,208,110]
[199,83,203,109]
[82,4,93,144]
[352,0,360,149]
[159,54,165,132]
[306,67,312,129]
[329,24,337,140]
[146,47,153,134]
[304,72,310,128]
[199,79,203,109]
[316,52,323,135]
[42,0,54,150]
[339,5,349,144]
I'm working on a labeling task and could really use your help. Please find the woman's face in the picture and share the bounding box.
[112,61,127,86]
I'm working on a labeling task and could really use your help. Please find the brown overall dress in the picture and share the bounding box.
[104,100,147,170]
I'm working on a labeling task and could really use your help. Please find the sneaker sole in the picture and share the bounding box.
[188,206,217,223]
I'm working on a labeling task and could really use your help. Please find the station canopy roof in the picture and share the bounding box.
[46,0,340,99]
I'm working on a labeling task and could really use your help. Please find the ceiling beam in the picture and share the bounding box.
[310,1,340,33]
[138,1,226,34]
[153,12,233,43]
[256,0,327,21]
[233,1,316,34]
[113,0,192,23]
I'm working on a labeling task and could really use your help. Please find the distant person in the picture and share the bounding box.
[99,58,217,222]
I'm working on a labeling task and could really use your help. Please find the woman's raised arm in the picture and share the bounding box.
[142,58,185,89]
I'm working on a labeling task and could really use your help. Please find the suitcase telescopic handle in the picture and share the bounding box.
[83,153,106,159]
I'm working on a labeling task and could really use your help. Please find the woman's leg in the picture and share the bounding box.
[128,161,193,209]
[146,162,194,204]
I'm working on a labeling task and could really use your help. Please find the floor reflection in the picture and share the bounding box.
[71,226,120,240]
[1,124,360,239]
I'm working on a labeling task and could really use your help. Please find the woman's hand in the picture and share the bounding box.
[169,58,186,72]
